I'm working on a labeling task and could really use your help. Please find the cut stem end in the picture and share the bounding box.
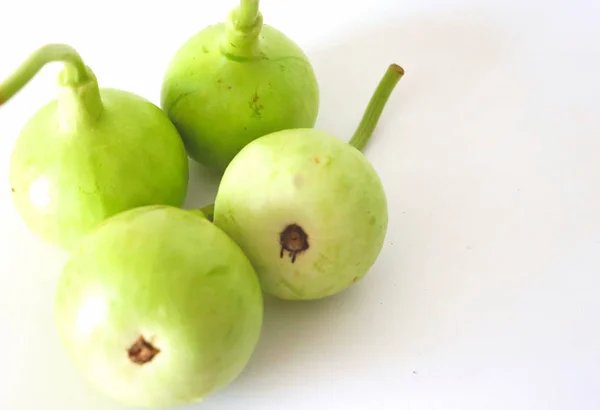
[390,63,405,76]
[127,336,160,365]
[349,63,405,152]
[279,224,309,264]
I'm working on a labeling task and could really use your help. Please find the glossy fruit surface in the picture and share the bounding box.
[213,129,388,300]
[54,205,263,408]
[161,0,319,174]
[6,61,188,250]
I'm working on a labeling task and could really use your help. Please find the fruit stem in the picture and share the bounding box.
[0,43,91,106]
[237,0,260,29]
[349,64,405,152]
[223,0,263,58]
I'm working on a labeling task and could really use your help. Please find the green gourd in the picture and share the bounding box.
[54,205,263,408]
[161,0,320,175]
[211,64,404,300]
[1,44,189,250]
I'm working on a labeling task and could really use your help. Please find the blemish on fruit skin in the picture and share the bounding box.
[249,92,262,119]
[205,266,228,277]
[353,276,360,283]
[202,46,209,53]
[313,252,333,274]
[10,187,15,193]
[227,209,237,225]
[224,324,235,340]
[318,155,333,167]
[279,277,304,298]
[313,156,320,164]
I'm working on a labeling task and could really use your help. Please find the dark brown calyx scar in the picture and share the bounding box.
[279,224,309,263]
[127,335,160,365]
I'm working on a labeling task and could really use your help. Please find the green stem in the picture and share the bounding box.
[0,43,91,106]
[349,63,405,152]
[56,70,104,130]
[222,0,263,59]
[237,0,260,29]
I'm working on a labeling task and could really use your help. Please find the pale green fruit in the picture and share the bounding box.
[211,62,405,301]
[54,205,263,408]
[1,44,189,250]
[213,129,388,300]
[161,0,319,174]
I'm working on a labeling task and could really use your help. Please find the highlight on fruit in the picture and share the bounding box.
[1,43,189,250]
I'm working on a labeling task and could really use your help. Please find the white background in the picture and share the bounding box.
[0,0,599,409]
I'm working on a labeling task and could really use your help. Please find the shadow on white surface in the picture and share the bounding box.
[181,160,221,211]
[190,8,519,410]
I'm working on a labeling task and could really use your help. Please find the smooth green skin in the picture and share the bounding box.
[161,22,320,175]
[8,74,189,250]
[54,205,264,408]
[213,129,388,300]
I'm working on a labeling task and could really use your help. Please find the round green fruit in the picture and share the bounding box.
[161,0,319,174]
[54,205,263,408]
[214,129,387,300]
[213,64,405,300]
[1,44,189,250]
